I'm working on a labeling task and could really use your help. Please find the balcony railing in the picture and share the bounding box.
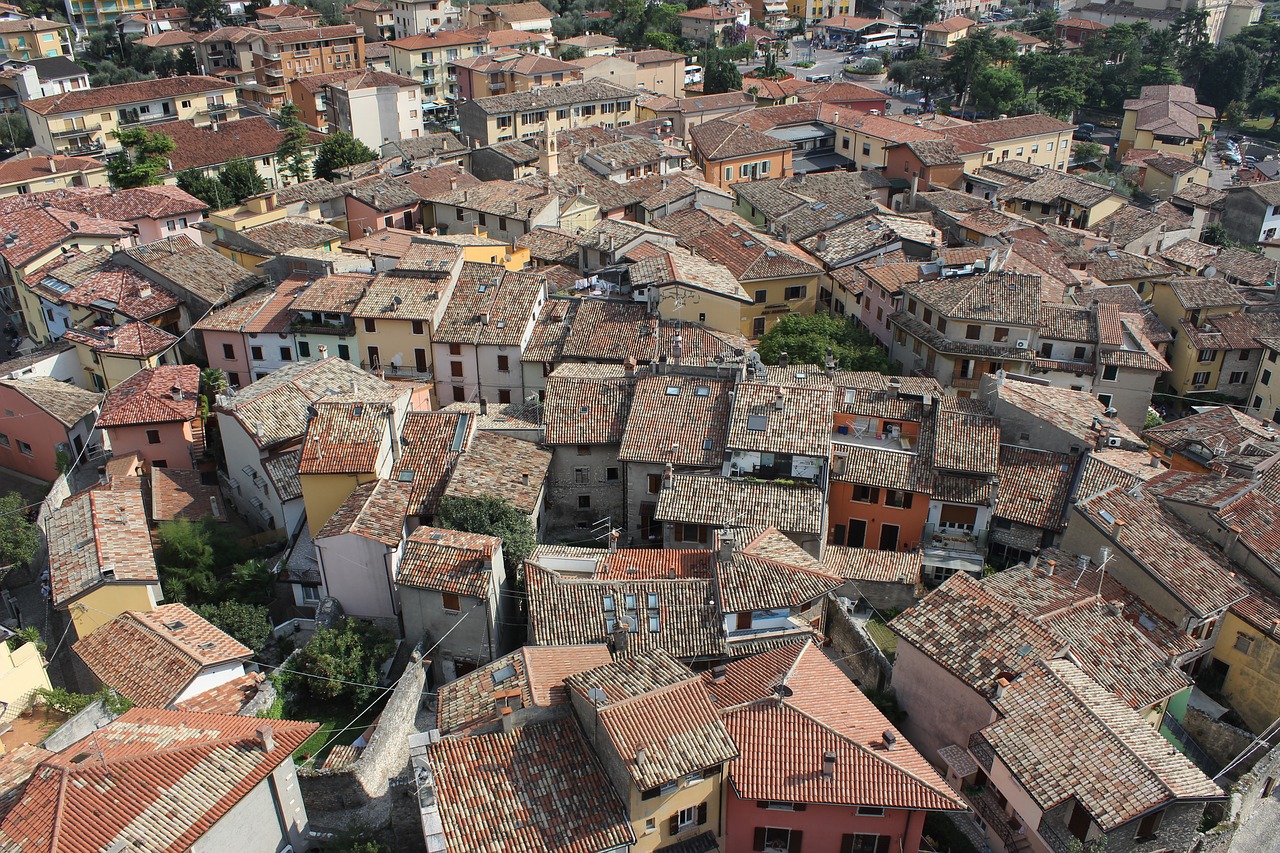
[52,124,101,138]
[291,317,355,336]
[964,786,1033,853]
[923,523,987,553]
[361,361,433,380]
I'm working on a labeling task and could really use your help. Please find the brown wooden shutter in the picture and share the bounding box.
[697,802,708,825]
[790,830,803,853]
[840,836,855,853]
[669,814,680,836]
[754,828,767,851]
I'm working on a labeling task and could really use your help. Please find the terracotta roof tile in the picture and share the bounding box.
[22,75,232,116]
[316,479,409,544]
[655,473,824,535]
[397,410,471,517]
[619,374,732,466]
[150,467,227,522]
[298,399,394,474]
[433,263,545,346]
[396,526,499,598]
[0,376,99,428]
[822,545,921,586]
[444,432,550,515]
[543,364,635,446]
[48,487,157,606]
[995,446,1075,529]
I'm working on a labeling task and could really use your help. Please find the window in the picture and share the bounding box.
[862,142,870,156]
[449,343,462,356]
[785,285,806,300]
[993,327,1009,343]
[16,440,31,457]
[740,164,751,178]
[1134,809,1163,842]
[1102,364,1119,381]
[753,317,766,337]
[922,308,932,325]
[606,467,619,481]
[452,386,465,402]
[298,341,311,357]
[578,494,591,508]
[498,389,511,404]
[853,485,880,503]
[965,324,981,340]
[1039,342,1053,358]
[842,137,850,149]
[578,445,592,456]
[280,347,292,361]
[644,818,656,834]
[441,592,461,612]
[1229,371,1249,384]
[1193,371,1212,386]
[451,361,463,377]
[250,346,264,360]
[222,343,235,359]
[856,806,885,817]
[841,834,889,853]
[574,467,589,484]
[884,490,912,509]
[497,355,510,372]
[754,289,767,304]
[1265,370,1273,385]
[412,319,425,335]
[228,372,240,387]
[146,429,161,445]
[1234,632,1254,654]
[1097,393,1112,408]
[0,433,9,447]
[1256,396,1264,410]
[754,828,802,852]
[648,473,662,494]
[1198,349,1216,363]
[726,167,733,180]
[760,160,770,174]
[338,344,350,360]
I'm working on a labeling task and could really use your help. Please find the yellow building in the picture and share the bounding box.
[0,637,51,727]
[23,75,238,157]
[0,18,73,62]
[197,193,346,272]
[68,0,155,28]
[1118,84,1216,161]
[63,321,182,393]
[457,80,638,148]
[1211,603,1280,735]
[1145,276,1247,397]
[46,486,162,641]
[386,27,490,103]
[0,153,109,199]
[922,16,976,56]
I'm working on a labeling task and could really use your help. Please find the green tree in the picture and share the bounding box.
[1198,43,1260,111]
[1222,99,1250,128]
[0,493,39,570]
[155,517,218,603]
[701,49,742,95]
[182,0,229,30]
[1072,141,1104,163]
[1038,85,1085,119]
[313,130,377,181]
[971,66,1024,117]
[439,494,537,575]
[176,168,232,209]
[175,45,200,75]
[1202,222,1236,248]
[228,558,274,605]
[756,314,891,373]
[194,601,273,652]
[1251,85,1280,124]
[275,103,313,184]
[901,0,938,51]
[218,156,267,203]
[0,114,34,152]
[1022,7,1058,37]
[558,45,586,61]
[281,619,395,707]
[106,127,175,189]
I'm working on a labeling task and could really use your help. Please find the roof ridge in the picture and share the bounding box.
[599,672,702,711]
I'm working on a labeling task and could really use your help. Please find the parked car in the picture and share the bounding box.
[903,105,922,115]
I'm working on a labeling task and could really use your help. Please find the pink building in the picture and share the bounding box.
[342,174,421,240]
[714,642,966,853]
[0,376,102,480]
[96,364,203,470]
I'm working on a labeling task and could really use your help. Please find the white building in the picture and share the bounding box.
[314,479,409,634]
[325,70,426,150]
[390,0,460,39]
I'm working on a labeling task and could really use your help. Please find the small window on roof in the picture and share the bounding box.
[666,386,680,395]
[747,414,768,431]
[492,663,517,684]
[695,385,710,396]
[397,469,415,482]
[603,595,615,612]
[478,284,488,292]
[647,592,658,608]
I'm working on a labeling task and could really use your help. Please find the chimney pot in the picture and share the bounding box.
[718,530,735,564]
[882,730,896,750]
[821,750,836,777]
[778,351,789,368]
[711,664,727,682]
[256,723,275,753]
[499,704,515,733]
[479,397,488,415]
[521,472,530,487]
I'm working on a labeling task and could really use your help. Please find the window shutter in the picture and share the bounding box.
[840,836,855,853]
[697,802,708,825]
[754,828,767,851]
[791,830,804,853]
[876,837,890,853]
[794,802,807,811]
[669,815,680,836]
[757,801,768,809]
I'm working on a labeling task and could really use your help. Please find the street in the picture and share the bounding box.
[738,41,923,113]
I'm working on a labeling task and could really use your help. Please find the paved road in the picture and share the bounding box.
[738,43,923,114]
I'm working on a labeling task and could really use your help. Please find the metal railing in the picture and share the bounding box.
[1162,712,1220,777]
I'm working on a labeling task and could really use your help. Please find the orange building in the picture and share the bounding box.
[250,24,367,109]
[689,118,792,190]
[96,365,204,471]
[830,406,930,551]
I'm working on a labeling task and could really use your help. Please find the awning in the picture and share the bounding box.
[921,549,983,572]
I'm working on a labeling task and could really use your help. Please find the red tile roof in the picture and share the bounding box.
[543,365,635,446]
[152,117,326,174]
[316,479,409,545]
[0,709,316,852]
[398,410,472,517]
[22,76,231,117]
[298,399,394,474]
[47,487,157,607]
[396,527,499,598]
[150,467,227,522]
[95,364,199,427]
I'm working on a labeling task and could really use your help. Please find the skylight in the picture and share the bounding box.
[665,386,680,395]
[747,414,768,431]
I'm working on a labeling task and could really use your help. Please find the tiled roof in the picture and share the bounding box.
[822,545,921,586]
[552,300,747,366]
[396,527,500,598]
[465,80,637,115]
[717,528,841,613]
[690,118,790,161]
[47,487,156,607]
[515,226,581,266]
[903,271,1042,327]
[436,644,613,735]
[62,320,178,359]
[398,410,471,517]
[717,642,965,810]
[655,473,824,535]
[173,672,266,715]
[152,117,325,174]
[72,603,250,708]
[351,268,452,322]
[263,450,303,502]
[525,561,724,658]
[95,364,198,427]
[1075,485,1250,617]
[1164,275,1244,309]
[432,263,544,346]
[289,271,371,314]
[543,364,635,446]
[427,716,633,853]
[150,467,227,522]
[122,235,261,307]
[1145,406,1277,461]
[21,74,231,115]
[0,709,316,851]
[941,113,1075,146]
[567,650,739,789]
[316,479,408,545]
[725,381,832,458]
[995,446,1075,529]
[193,279,304,335]
[0,153,102,186]
[218,357,397,448]
[444,432,551,515]
[978,659,1221,830]
[210,217,345,257]
[991,375,1142,447]
[628,245,749,303]
[619,374,732,467]
[298,399,395,475]
[33,247,180,322]
[653,207,824,282]
[0,376,99,428]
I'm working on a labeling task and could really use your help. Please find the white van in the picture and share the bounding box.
[684,64,703,85]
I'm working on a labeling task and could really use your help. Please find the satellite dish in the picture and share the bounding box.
[1107,179,1118,188]
[586,687,607,706]
[772,682,794,698]
[747,351,762,364]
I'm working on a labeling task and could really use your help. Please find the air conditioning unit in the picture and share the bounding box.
[1015,340,1029,349]
[1107,436,1124,448]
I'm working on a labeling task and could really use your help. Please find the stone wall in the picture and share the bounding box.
[298,650,427,818]
[824,595,893,693]
[1184,708,1259,774]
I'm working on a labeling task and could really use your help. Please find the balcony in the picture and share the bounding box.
[52,124,101,138]
[117,111,173,128]
[292,317,356,337]
[923,523,987,554]
[832,425,915,453]
[963,785,1034,853]
[362,360,433,381]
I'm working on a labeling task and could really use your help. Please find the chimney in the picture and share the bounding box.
[1111,517,1126,538]
[613,618,629,651]
[821,750,836,777]
[256,723,275,753]
[623,355,637,377]
[778,351,789,369]
[170,385,183,402]
[608,529,620,553]
[449,176,458,190]
[387,406,401,464]
[992,677,1010,702]
[1046,558,1056,576]
[816,231,828,253]
[429,226,440,236]
[718,529,735,564]
[711,663,727,682]
[521,472,530,487]
[662,460,674,489]
[672,333,683,365]
[882,730,897,750]
[479,397,488,415]
[499,704,515,733]
[47,156,56,174]
[318,344,328,358]
[774,390,785,411]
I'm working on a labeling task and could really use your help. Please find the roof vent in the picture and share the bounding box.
[882,730,897,750]
[821,750,836,777]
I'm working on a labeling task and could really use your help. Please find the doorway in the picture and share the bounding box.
[879,524,900,551]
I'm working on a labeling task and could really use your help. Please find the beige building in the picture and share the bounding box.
[387,26,489,103]
[390,0,460,38]
[457,80,639,147]
[1118,84,1216,160]
[1073,0,1261,44]
[616,49,686,99]
[0,18,72,62]
[24,75,237,156]
[450,50,582,100]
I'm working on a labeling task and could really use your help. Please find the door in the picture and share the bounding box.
[879,524,899,551]
[367,345,380,369]
[415,348,428,373]
[1067,803,1091,842]
[846,519,866,548]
